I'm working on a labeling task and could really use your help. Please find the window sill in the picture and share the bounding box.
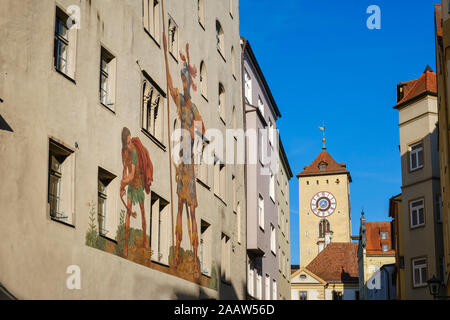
[410,223,425,230]
[51,217,75,229]
[141,128,166,152]
[54,68,76,84]
[100,102,116,114]
[409,166,424,173]
[412,284,427,289]
[144,28,161,48]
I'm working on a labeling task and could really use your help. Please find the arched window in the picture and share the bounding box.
[142,78,163,141]
[198,0,205,26]
[231,46,236,78]
[200,61,207,98]
[216,20,224,55]
[319,219,330,238]
[218,83,225,120]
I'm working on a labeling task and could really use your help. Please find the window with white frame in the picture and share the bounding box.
[197,139,209,186]
[258,96,265,116]
[232,175,236,211]
[412,258,428,287]
[270,224,276,254]
[380,232,388,240]
[98,168,117,238]
[299,291,307,300]
[248,262,254,297]
[236,203,241,244]
[270,173,275,201]
[272,280,277,300]
[256,270,262,300]
[409,141,424,171]
[200,220,212,276]
[258,195,265,230]
[150,192,170,265]
[269,120,274,146]
[54,7,77,79]
[410,199,425,228]
[143,0,160,42]
[221,234,231,282]
[244,68,252,104]
[168,17,178,59]
[265,274,271,300]
[100,47,116,110]
[48,140,75,225]
[142,75,164,142]
[231,46,236,78]
[218,83,226,121]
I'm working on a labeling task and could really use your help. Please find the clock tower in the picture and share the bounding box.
[297,145,352,267]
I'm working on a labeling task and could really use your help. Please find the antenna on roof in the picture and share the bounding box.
[319,122,326,150]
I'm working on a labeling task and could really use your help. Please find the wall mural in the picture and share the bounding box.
[85,35,217,290]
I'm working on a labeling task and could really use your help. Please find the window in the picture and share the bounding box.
[256,270,262,300]
[319,161,327,172]
[257,96,265,116]
[150,192,170,265]
[412,258,428,287]
[270,173,275,201]
[221,234,231,282]
[258,195,265,230]
[214,156,226,201]
[409,142,424,171]
[200,220,212,276]
[248,262,254,297]
[218,83,226,121]
[142,74,164,142]
[319,219,330,238]
[332,291,343,300]
[265,274,270,300]
[231,46,236,78]
[143,0,160,42]
[200,61,208,98]
[232,175,236,211]
[410,199,425,228]
[236,203,241,244]
[168,17,178,59]
[216,20,224,56]
[269,120,274,146]
[48,140,75,225]
[271,224,276,254]
[299,291,307,300]
[272,280,277,300]
[100,47,116,110]
[380,232,388,240]
[244,68,252,104]
[197,139,209,186]
[54,7,77,79]
[197,0,205,27]
[382,244,389,252]
[229,0,233,17]
[98,168,117,238]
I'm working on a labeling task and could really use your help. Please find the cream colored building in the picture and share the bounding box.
[435,2,450,297]
[297,147,352,268]
[0,0,247,299]
[277,137,293,300]
[394,67,445,299]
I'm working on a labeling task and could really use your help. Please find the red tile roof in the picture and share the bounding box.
[306,243,359,283]
[436,4,443,38]
[297,150,351,181]
[395,67,437,108]
[365,222,395,255]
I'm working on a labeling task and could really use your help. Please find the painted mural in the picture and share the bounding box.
[85,34,216,289]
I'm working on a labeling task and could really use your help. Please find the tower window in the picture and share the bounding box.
[318,161,327,171]
[319,219,330,238]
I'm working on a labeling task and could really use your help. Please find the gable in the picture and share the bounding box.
[291,268,325,285]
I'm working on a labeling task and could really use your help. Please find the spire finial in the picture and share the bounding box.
[319,122,326,150]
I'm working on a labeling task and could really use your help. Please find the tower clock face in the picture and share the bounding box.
[311,192,337,217]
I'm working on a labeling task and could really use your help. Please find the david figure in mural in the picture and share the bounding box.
[163,34,205,278]
[120,127,154,258]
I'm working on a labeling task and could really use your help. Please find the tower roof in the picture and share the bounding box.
[297,150,351,181]
[306,243,359,283]
[395,66,437,109]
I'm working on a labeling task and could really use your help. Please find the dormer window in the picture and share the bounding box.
[319,161,328,172]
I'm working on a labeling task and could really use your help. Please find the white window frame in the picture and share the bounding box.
[265,274,271,300]
[409,141,424,171]
[270,224,276,254]
[412,258,428,287]
[244,68,252,104]
[258,195,265,230]
[410,199,425,228]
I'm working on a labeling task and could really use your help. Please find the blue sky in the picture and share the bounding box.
[239,0,440,265]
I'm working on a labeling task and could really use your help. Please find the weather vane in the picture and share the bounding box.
[319,122,326,150]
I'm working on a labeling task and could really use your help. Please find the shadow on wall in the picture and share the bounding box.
[0,283,17,300]
[0,114,13,132]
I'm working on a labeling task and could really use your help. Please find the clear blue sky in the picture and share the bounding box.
[239,0,440,265]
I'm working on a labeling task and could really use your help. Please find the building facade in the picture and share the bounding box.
[297,147,353,268]
[242,39,282,300]
[435,2,450,297]
[277,137,293,300]
[357,218,396,300]
[291,243,359,300]
[394,67,445,299]
[0,0,247,299]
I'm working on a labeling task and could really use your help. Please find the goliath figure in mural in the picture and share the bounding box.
[120,127,154,258]
[163,34,205,278]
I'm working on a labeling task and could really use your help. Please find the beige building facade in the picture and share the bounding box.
[394,67,445,299]
[0,0,247,299]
